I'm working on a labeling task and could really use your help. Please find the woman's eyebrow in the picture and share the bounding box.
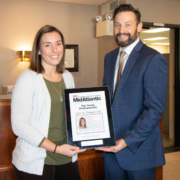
[43,40,62,44]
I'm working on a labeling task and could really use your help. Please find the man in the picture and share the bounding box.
[96,4,168,180]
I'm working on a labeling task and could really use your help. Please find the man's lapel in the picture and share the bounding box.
[112,41,144,102]
[109,48,119,100]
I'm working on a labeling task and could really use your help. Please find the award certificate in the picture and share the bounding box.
[64,87,116,149]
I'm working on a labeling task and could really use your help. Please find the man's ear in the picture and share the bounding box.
[137,22,143,33]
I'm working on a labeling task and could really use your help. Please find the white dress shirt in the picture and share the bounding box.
[113,38,140,92]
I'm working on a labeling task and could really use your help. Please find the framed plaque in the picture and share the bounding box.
[64,86,116,149]
[65,45,78,72]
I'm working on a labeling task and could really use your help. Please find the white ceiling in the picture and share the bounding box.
[46,0,180,6]
[46,0,110,6]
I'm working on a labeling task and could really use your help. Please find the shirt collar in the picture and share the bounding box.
[119,38,140,56]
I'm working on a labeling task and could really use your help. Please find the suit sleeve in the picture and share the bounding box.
[122,53,168,153]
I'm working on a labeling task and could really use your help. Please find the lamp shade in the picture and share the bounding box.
[17,51,31,62]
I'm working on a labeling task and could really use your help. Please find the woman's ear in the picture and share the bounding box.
[38,51,41,55]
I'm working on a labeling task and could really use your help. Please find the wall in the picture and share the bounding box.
[98,36,118,85]
[97,0,125,86]
[126,0,180,25]
[0,0,98,94]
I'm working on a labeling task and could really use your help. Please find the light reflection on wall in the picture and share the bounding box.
[16,44,32,52]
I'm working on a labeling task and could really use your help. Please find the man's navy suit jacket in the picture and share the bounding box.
[103,40,168,170]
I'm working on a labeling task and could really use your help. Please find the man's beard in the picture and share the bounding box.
[115,29,138,47]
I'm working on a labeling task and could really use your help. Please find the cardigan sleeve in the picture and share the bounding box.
[62,70,75,88]
[11,70,45,147]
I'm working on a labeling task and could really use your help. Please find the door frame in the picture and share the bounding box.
[143,22,180,147]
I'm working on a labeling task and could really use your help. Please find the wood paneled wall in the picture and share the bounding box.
[0,100,16,180]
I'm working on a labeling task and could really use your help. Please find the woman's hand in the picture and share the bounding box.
[40,139,86,157]
[56,144,86,157]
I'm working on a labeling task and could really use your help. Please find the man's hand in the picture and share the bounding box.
[95,139,127,153]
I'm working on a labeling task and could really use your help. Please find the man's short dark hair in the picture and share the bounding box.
[113,4,141,24]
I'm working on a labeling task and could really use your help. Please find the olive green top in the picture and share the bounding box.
[40,78,71,165]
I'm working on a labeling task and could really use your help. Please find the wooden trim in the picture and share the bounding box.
[0,165,14,172]
[0,100,11,106]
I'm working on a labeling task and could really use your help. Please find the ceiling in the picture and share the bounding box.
[46,0,110,6]
[46,0,180,6]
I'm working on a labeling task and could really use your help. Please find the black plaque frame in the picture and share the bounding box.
[64,86,116,149]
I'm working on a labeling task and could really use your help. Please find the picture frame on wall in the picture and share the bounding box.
[65,44,78,72]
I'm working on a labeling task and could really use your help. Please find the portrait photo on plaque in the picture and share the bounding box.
[64,87,116,149]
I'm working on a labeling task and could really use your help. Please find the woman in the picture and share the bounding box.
[79,117,87,129]
[11,25,85,180]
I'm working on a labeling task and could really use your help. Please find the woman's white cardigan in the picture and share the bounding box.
[11,69,75,175]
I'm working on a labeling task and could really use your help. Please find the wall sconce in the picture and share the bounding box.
[17,51,31,62]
